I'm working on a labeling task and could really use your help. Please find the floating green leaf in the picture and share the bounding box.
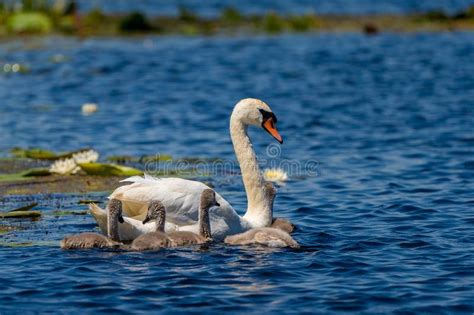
[0,173,30,182]
[21,168,51,177]
[0,210,42,218]
[11,147,56,159]
[78,163,143,176]
[8,202,38,212]
[10,147,93,161]
[51,210,88,217]
[78,200,102,204]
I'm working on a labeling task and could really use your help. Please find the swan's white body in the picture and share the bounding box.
[90,99,281,241]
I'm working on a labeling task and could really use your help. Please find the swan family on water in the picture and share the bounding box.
[61,98,299,250]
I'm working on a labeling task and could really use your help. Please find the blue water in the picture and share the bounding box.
[1,32,474,313]
[75,0,474,15]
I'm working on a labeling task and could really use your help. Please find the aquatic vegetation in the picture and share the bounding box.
[178,6,198,23]
[49,158,79,175]
[78,162,143,176]
[261,12,286,33]
[453,5,474,19]
[72,149,99,164]
[119,12,153,32]
[8,202,38,212]
[21,168,51,177]
[422,10,450,21]
[7,12,52,34]
[0,210,41,218]
[10,147,56,159]
[288,14,319,32]
[84,8,106,26]
[138,154,173,163]
[49,150,99,175]
[51,210,88,217]
[0,3,474,37]
[106,155,136,164]
[221,7,243,25]
[78,200,102,204]
[10,147,95,161]
[0,173,30,182]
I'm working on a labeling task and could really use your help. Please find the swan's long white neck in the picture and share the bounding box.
[230,111,273,228]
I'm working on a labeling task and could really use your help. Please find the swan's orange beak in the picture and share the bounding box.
[263,118,283,144]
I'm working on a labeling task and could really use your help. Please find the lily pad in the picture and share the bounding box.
[0,210,42,218]
[0,173,31,182]
[11,147,56,159]
[8,202,38,212]
[78,163,143,176]
[22,168,52,177]
[10,147,94,161]
[78,200,102,204]
[51,210,88,217]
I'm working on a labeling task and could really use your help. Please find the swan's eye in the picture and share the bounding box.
[258,109,277,124]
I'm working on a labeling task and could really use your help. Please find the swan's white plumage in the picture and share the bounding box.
[89,98,281,241]
[90,176,246,241]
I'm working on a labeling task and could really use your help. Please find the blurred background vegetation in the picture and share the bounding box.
[1,0,474,37]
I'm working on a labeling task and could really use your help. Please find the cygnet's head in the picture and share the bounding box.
[232,98,283,144]
[142,200,166,224]
[200,189,220,210]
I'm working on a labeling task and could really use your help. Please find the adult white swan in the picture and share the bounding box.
[90,98,283,241]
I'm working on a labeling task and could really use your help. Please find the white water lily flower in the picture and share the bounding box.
[72,149,99,164]
[49,158,80,175]
[263,168,288,183]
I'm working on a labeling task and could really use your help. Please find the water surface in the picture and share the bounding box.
[1,33,474,313]
[77,0,474,16]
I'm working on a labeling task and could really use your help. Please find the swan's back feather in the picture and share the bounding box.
[110,176,236,226]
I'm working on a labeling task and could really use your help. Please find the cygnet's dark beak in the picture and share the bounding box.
[142,217,150,225]
[118,216,124,224]
[215,201,220,207]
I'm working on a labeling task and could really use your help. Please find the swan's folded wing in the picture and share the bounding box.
[109,176,233,225]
